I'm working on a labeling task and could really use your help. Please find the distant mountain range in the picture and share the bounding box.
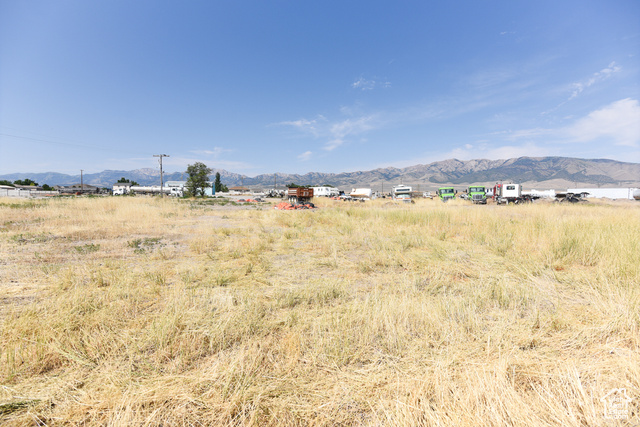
[2,157,639,191]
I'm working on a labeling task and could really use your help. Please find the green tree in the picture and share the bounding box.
[185,162,212,197]
[0,180,14,187]
[214,172,228,193]
[14,179,38,186]
[42,184,53,191]
[214,172,222,192]
[117,177,139,186]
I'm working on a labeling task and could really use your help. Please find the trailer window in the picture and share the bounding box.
[506,185,516,190]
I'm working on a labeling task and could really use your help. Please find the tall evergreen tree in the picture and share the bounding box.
[214,172,222,193]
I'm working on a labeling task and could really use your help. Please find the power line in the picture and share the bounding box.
[0,131,151,156]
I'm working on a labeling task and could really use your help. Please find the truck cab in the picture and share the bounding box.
[493,183,529,204]
[467,186,487,204]
[437,187,455,202]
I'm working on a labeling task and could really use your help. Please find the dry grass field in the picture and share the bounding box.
[1,196,638,426]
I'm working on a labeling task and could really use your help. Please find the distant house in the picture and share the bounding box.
[13,184,43,191]
[55,184,100,194]
[228,186,250,194]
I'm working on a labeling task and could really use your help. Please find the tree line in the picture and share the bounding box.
[0,179,54,191]
[1,162,229,197]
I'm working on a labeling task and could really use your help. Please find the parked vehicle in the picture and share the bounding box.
[493,183,536,204]
[350,188,373,200]
[392,185,412,203]
[287,187,314,203]
[436,187,456,202]
[311,186,339,197]
[468,186,487,204]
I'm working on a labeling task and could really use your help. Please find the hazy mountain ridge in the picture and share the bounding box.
[2,157,639,189]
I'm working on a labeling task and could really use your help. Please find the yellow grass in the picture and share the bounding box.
[1,196,638,425]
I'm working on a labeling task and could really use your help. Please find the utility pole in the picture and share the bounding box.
[80,170,84,193]
[153,154,169,197]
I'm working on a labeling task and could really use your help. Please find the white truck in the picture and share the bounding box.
[493,183,536,204]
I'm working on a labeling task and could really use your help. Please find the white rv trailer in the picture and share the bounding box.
[392,185,412,201]
[350,188,373,200]
[311,186,339,197]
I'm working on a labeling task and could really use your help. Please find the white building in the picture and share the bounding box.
[567,188,639,200]
[311,186,339,197]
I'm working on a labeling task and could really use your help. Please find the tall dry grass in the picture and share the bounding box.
[1,196,638,425]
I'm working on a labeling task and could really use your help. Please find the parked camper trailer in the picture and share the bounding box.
[392,185,412,202]
[312,186,339,197]
[349,188,373,200]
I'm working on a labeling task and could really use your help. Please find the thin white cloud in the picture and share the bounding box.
[504,99,640,148]
[189,147,232,158]
[273,117,326,138]
[568,62,622,100]
[275,112,381,152]
[324,139,344,151]
[330,116,375,139]
[505,127,554,140]
[485,143,550,159]
[564,98,640,146]
[297,151,313,161]
[352,76,375,90]
[166,156,254,172]
[351,76,391,91]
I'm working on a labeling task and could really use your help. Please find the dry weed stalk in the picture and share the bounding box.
[1,196,638,425]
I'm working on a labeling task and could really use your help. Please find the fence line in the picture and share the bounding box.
[0,189,59,198]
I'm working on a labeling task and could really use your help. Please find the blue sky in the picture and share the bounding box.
[1,0,639,175]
